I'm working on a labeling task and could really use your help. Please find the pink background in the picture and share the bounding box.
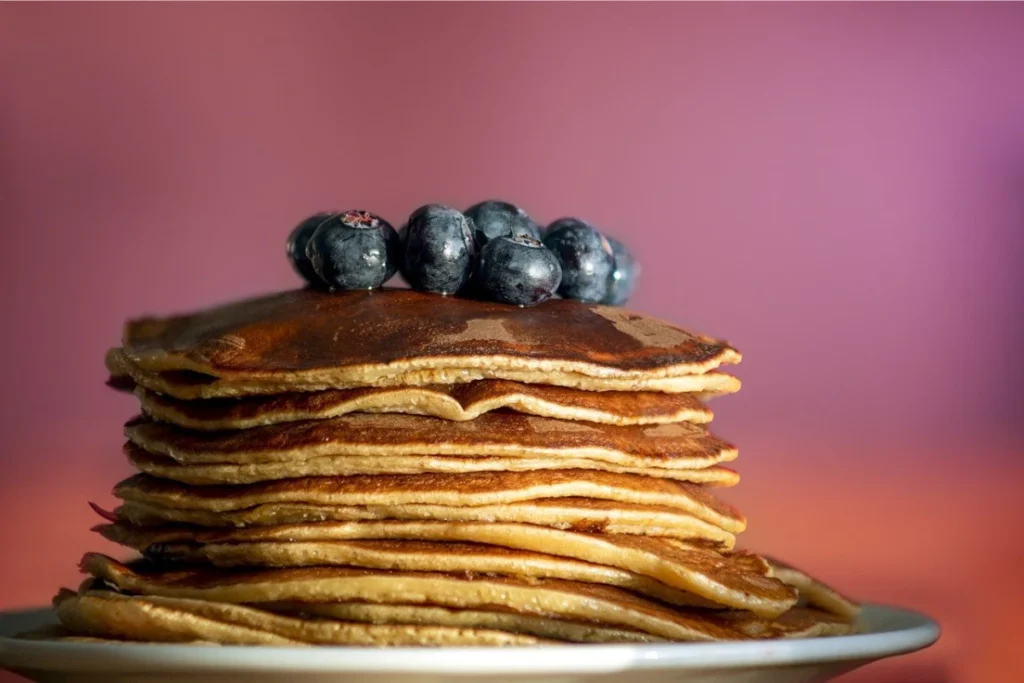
[2,3,1023,682]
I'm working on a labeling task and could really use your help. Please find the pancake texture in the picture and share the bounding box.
[97,521,793,613]
[135,381,715,429]
[125,413,735,469]
[113,471,746,531]
[109,348,742,399]
[719,607,856,638]
[80,554,751,642]
[110,496,733,540]
[96,532,721,610]
[55,589,544,646]
[266,602,662,644]
[767,557,862,619]
[125,446,740,486]
[115,289,741,393]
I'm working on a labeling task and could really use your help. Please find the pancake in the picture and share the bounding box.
[147,543,733,611]
[125,445,739,486]
[98,535,723,610]
[114,289,741,399]
[767,557,861,619]
[124,414,736,470]
[268,603,661,643]
[81,554,751,641]
[719,606,856,638]
[113,471,746,531]
[111,495,733,540]
[285,603,853,642]
[97,522,792,611]
[56,589,545,646]
[17,589,213,644]
[135,381,715,430]
[109,348,742,399]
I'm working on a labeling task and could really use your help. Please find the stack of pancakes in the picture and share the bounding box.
[52,289,860,645]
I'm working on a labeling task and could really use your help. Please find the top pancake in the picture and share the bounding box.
[114,289,740,398]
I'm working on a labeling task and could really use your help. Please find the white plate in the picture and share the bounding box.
[0,603,938,683]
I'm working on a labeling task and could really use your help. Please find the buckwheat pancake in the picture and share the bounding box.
[110,496,732,540]
[135,381,714,430]
[114,289,741,399]
[97,522,790,611]
[113,471,746,532]
[55,589,546,646]
[81,554,751,641]
[267,603,661,643]
[766,558,861,619]
[124,413,736,469]
[108,348,742,399]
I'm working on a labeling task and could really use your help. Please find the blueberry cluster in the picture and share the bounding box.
[287,201,639,307]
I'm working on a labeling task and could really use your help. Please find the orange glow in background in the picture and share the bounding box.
[2,4,1023,682]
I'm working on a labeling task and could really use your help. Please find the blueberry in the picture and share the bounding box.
[542,218,614,302]
[286,212,333,287]
[305,210,400,290]
[476,234,561,307]
[465,200,541,247]
[400,204,476,295]
[602,237,640,306]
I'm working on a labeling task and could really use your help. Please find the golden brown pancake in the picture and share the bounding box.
[108,348,742,399]
[719,607,856,638]
[55,589,545,646]
[111,495,733,541]
[114,289,741,398]
[35,593,648,645]
[113,471,746,531]
[124,413,736,469]
[52,285,868,648]
[135,381,714,430]
[54,590,299,645]
[98,535,722,610]
[97,521,792,611]
[267,602,661,644]
[766,557,861,619]
[81,554,751,641]
[125,445,738,486]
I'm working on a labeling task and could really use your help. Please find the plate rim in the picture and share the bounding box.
[0,602,940,675]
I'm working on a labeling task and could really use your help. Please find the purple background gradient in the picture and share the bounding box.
[2,4,1023,682]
